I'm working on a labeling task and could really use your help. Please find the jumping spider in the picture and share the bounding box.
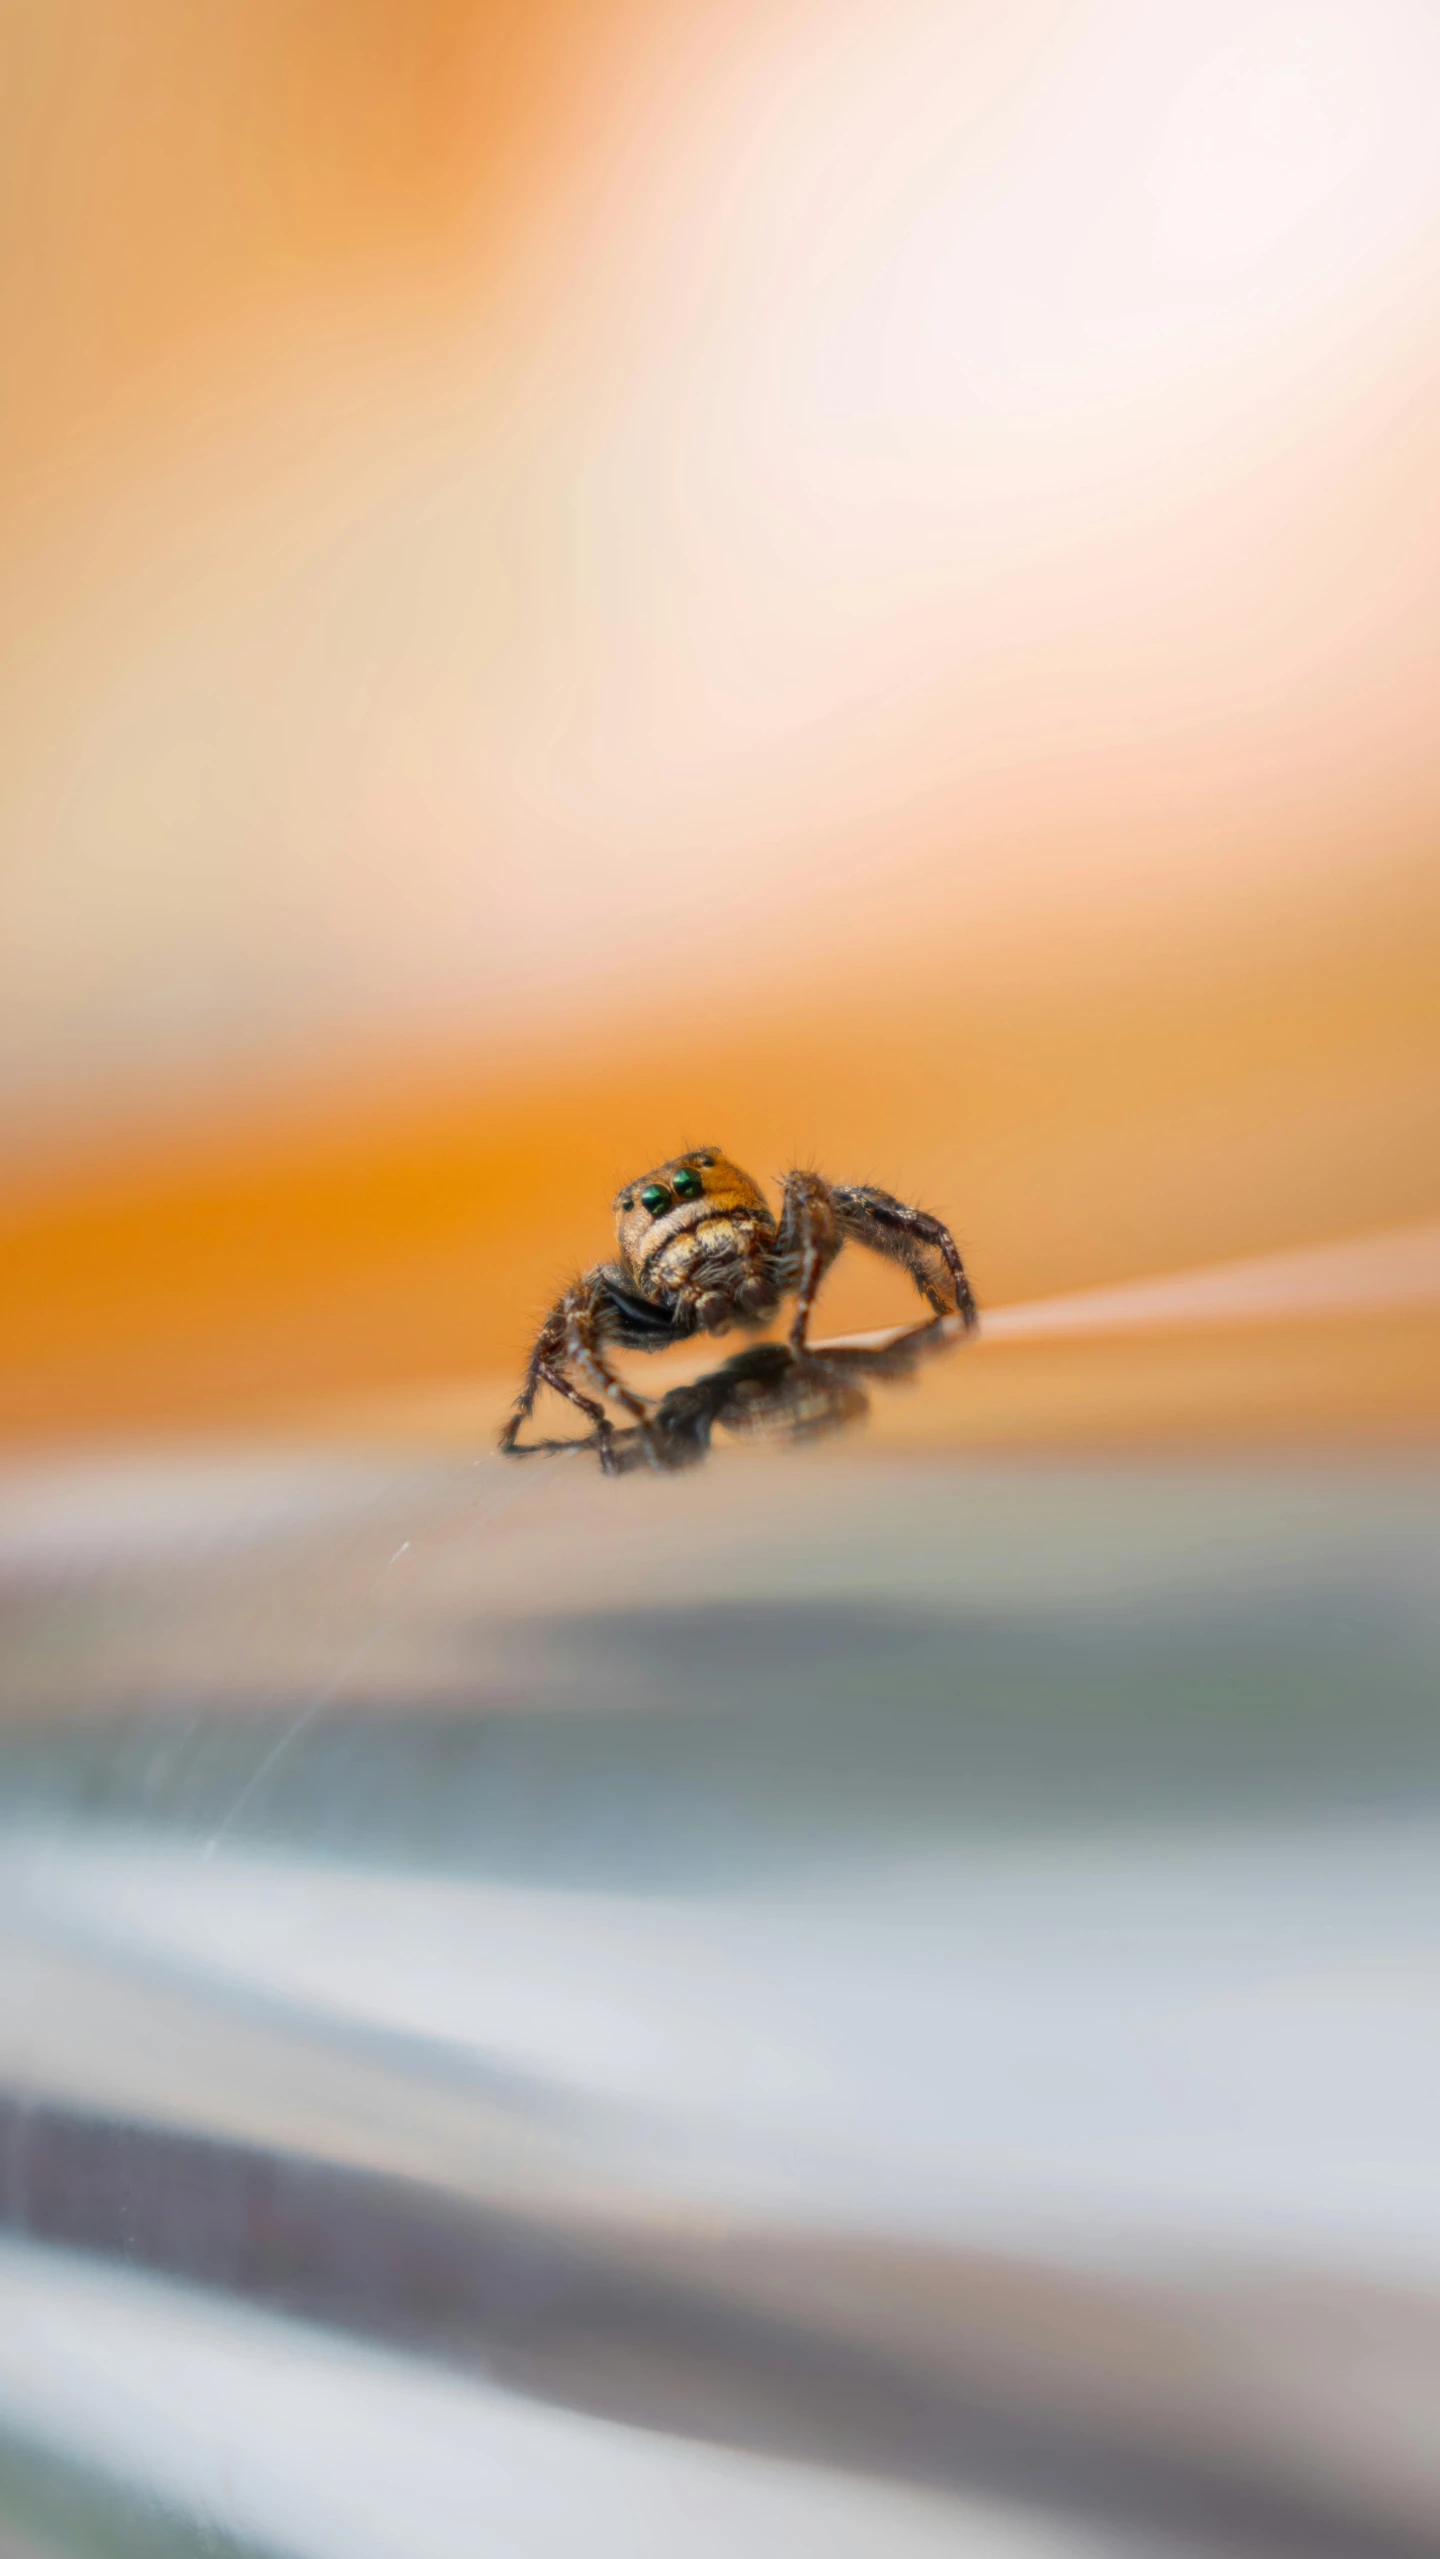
[500,1149,977,1462]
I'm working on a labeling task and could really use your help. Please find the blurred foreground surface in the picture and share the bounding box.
[2,1436,1439,2558]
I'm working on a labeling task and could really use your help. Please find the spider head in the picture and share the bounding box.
[613,1149,772,1282]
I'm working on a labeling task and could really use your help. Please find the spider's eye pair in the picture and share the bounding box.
[638,1166,704,1217]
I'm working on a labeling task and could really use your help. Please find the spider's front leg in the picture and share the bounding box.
[498,1268,650,1458]
[776,1170,978,1347]
[830,1181,978,1329]
[773,1171,845,1349]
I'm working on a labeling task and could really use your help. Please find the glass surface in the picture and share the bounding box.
[3,1438,1439,2557]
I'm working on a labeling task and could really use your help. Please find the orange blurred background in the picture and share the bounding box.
[2,0,1438,1444]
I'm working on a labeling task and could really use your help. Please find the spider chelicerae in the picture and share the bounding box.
[500,1149,977,1467]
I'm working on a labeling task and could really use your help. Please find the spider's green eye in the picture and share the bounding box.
[639,1183,670,1215]
[672,1166,703,1200]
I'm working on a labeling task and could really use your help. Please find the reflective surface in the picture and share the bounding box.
[2,1442,1440,2556]
[507,1316,969,1469]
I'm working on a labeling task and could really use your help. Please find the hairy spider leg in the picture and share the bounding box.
[774,1171,845,1350]
[776,1172,978,1348]
[498,1340,607,1458]
[500,1271,650,1457]
[830,1184,979,1328]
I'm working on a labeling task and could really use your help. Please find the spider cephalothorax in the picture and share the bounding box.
[612,1148,779,1339]
[500,1146,976,1459]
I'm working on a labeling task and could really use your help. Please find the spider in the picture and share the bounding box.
[499,1148,977,1460]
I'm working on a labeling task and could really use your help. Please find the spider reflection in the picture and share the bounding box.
[516,1315,968,1475]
